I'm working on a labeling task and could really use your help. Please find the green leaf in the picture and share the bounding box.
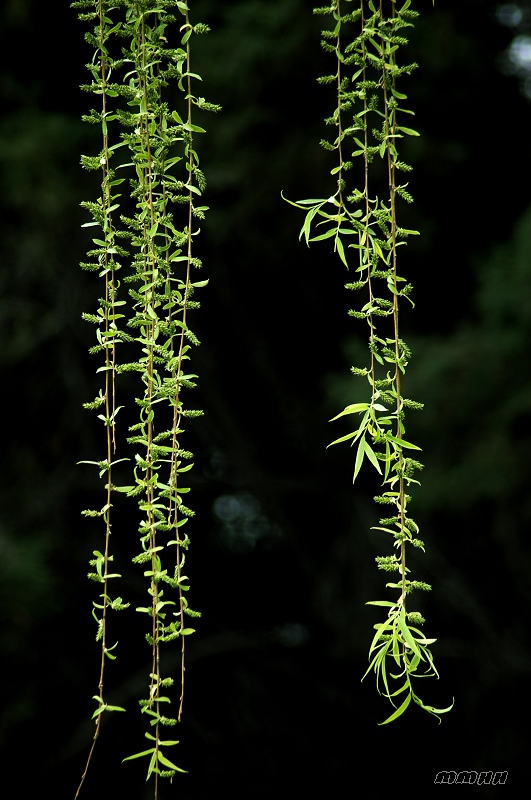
[181,122,206,134]
[336,236,348,267]
[123,748,155,762]
[327,429,359,447]
[366,600,397,608]
[378,691,411,725]
[329,403,369,421]
[389,681,410,698]
[146,751,157,780]
[412,692,454,721]
[157,751,187,773]
[302,206,319,245]
[309,227,337,243]
[370,526,400,536]
[397,612,422,658]
[353,436,366,482]
[391,87,408,100]
[283,195,327,206]
[367,620,394,656]
[363,439,382,474]
[398,126,420,137]
[385,434,422,450]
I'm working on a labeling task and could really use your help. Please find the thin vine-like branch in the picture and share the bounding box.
[285,0,452,724]
[74,2,130,795]
[74,1,219,795]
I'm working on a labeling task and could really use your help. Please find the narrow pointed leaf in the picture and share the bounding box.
[378,691,411,725]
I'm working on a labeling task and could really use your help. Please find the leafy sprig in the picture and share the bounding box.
[73,4,130,796]
[74,0,217,794]
[287,0,451,723]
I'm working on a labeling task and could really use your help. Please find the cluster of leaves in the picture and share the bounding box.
[72,0,218,793]
[286,0,451,723]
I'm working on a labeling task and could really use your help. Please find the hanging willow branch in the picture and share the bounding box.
[74,4,129,796]
[285,0,452,724]
[73,0,219,795]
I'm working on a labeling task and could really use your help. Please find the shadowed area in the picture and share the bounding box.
[0,0,529,796]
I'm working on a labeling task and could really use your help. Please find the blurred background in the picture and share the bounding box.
[1,0,530,796]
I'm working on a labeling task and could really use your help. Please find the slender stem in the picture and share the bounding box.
[75,1,117,794]
[336,0,344,208]
[138,7,159,796]
[360,3,377,403]
[175,5,195,722]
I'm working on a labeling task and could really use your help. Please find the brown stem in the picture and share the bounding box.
[76,1,117,794]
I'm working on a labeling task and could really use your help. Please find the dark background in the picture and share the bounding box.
[1,0,530,796]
